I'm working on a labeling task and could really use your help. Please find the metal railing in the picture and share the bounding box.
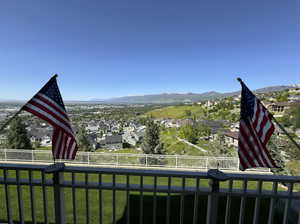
[0,149,270,172]
[0,163,299,224]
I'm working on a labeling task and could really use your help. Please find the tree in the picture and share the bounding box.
[184,110,192,117]
[141,120,162,154]
[197,123,211,138]
[7,116,32,149]
[179,124,198,144]
[268,136,288,175]
[77,127,91,151]
[141,120,165,165]
[276,92,289,102]
[290,104,300,129]
[281,104,300,129]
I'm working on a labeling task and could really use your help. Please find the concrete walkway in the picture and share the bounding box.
[176,137,207,153]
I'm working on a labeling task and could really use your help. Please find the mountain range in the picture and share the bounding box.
[0,85,294,104]
[90,85,293,104]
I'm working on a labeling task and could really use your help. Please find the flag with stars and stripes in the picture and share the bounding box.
[23,75,78,160]
[238,80,278,171]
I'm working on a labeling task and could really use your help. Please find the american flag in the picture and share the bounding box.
[238,80,278,171]
[23,75,78,160]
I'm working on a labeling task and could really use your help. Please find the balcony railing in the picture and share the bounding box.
[0,162,299,224]
[0,149,270,172]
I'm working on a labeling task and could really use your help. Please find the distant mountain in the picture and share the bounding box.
[0,85,294,104]
[253,85,293,93]
[92,85,293,104]
[91,91,223,104]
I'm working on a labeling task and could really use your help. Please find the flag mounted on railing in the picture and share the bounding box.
[237,78,278,171]
[22,75,78,160]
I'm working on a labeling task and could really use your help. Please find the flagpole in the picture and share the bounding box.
[237,77,300,151]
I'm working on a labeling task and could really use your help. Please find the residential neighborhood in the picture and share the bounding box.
[0,85,299,158]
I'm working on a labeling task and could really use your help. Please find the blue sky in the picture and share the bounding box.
[0,0,299,100]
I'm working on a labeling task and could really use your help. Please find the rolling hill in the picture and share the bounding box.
[92,85,293,104]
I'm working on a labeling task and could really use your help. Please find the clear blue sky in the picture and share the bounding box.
[0,0,299,100]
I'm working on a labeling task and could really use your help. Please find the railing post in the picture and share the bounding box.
[87,152,90,165]
[116,154,119,166]
[4,148,7,161]
[45,163,66,224]
[206,170,229,224]
[54,171,65,224]
[32,150,34,162]
[206,179,219,224]
[206,158,209,170]
[145,154,148,167]
[175,155,178,168]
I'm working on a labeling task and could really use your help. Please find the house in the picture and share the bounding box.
[122,132,139,146]
[86,123,99,133]
[267,102,291,113]
[105,134,123,150]
[28,128,52,146]
[87,133,98,150]
[230,122,239,132]
[223,131,239,148]
[288,87,300,94]
[0,134,7,146]
[40,136,52,147]
[288,95,300,102]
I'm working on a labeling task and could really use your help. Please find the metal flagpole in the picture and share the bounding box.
[237,77,300,151]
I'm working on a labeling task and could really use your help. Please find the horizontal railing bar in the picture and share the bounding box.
[1,163,300,182]
[0,177,53,186]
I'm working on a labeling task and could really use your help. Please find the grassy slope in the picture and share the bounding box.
[147,105,205,119]
[160,128,207,156]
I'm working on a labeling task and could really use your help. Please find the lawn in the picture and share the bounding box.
[160,128,207,156]
[146,105,205,119]
[0,168,280,224]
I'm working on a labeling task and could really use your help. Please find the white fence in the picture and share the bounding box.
[0,149,270,172]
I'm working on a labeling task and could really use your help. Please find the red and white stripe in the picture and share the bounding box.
[238,98,277,170]
[23,93,77,159]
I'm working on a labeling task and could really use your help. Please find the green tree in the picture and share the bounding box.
[276,92,289,102]
[141,120,163,154]
[179,124,199,144]
[184,110,192,117]
[268,136,288,175]
[77,127,91,151]
[141,120,165,165]
[197,123,211,138]
[281,104,300,129]
[7,116,32,149]
[291,104,300,129]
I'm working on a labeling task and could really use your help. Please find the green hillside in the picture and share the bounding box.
[146,105,205,119]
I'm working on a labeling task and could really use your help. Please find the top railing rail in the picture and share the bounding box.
[0,148,270,172]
